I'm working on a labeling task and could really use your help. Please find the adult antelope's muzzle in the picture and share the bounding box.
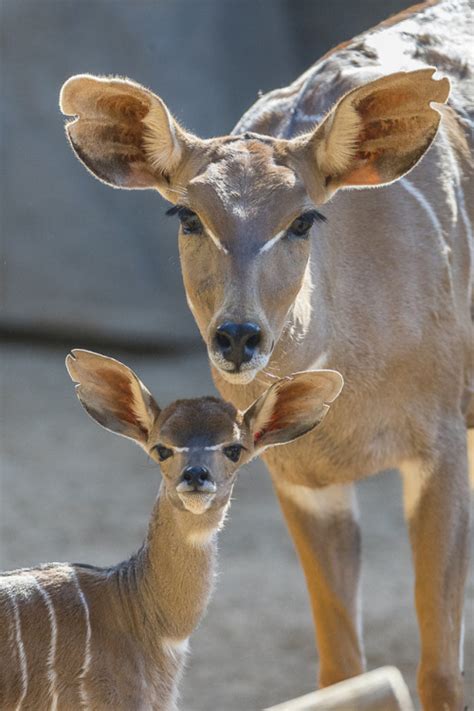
[214,321,262,370]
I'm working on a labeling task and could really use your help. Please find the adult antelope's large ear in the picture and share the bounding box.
[291,68,450,201]
[66,349,160,448]
[60,74,202,195]
[243,370,343,453]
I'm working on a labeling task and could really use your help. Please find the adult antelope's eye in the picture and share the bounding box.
[286,210,326,239]
[178,208,203,235]
[223,444,243,462]
[155,445,173,461]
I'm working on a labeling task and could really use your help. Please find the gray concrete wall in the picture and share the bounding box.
[1,0,413,348]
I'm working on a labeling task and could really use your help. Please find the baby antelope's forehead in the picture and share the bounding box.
[157,397,239,447]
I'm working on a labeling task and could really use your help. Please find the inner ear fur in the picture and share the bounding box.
[244,369,344,449]
[60,74,201,191]
[66,349,160,445]
[297,68,450,196]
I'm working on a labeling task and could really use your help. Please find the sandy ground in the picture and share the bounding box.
[1,343,472,710]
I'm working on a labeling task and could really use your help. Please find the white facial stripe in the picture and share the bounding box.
[207,229,229,254]
[70,569,92,710]
[258,230,285,254]
[173,443,239,453]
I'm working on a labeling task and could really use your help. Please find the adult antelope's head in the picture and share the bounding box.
[60,70,449,384]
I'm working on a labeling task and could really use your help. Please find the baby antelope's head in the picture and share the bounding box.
[66,350,343,516]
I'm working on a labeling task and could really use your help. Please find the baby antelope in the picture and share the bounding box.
[0,350,343,710]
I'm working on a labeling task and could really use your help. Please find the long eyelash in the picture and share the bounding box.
[165,205,327,224]
[165,204,197,221]
[303,209,327,224]
[165,204,182,216]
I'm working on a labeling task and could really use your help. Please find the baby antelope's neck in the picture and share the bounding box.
[118,484,229,644]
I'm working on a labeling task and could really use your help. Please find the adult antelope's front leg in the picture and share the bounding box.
[400,425,470,711]
[269,466,365,688]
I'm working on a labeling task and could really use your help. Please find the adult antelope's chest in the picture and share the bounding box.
[261,392,415,487]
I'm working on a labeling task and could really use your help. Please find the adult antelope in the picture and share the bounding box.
[0,350,343,710]
[60,0,473,708]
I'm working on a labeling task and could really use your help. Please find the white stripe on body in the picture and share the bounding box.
[460,615,465,672]
[70,569,92,710]
[1,577,29,710]
[400,178,444,237]
[31,577,59,711]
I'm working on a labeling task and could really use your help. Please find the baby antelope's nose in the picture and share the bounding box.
[180,466,212,491]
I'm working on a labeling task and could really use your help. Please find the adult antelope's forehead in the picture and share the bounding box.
[187,139,304,224]
[158,397,238,447]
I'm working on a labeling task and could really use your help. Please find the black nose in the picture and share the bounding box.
[180,466,211,490]
[214,321,262,369]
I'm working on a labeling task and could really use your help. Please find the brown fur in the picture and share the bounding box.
[157,397,237,448]
[60,1,473,707]
[0,352,342,710]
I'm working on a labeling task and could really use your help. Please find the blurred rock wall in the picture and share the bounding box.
[0,0,412,348]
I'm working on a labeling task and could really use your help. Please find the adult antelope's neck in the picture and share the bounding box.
[114,486,221,643]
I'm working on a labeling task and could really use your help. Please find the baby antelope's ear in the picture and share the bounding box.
[66,349,160,447]
[243,370,343,453]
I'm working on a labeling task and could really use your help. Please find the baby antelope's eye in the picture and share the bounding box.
[286,210,326,239]
[155,445,173,461]
[223,444,243,462]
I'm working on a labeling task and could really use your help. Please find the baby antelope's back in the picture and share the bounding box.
[0,564,156,711]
